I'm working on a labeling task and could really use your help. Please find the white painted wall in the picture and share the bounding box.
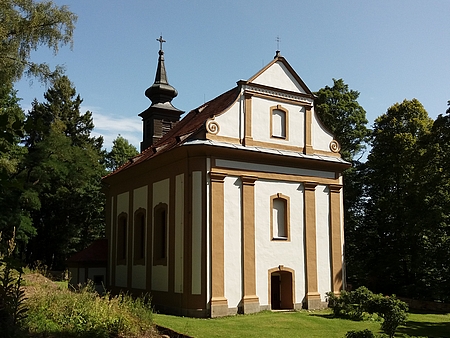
[87,267,107,293]
[312,109,334,152]
[192,171,203,295]
[69,267,78,285]
[116,192,129,288]
[251,97,305,148]
[315,185,331,301]
[254,180,305,306]
[132,186,147,290]
[213,99,241,139]
[223,176,242,308]
[152,179,169,292]
[251,62,307,94]
[79,268,85,285]
[174,174,184,293]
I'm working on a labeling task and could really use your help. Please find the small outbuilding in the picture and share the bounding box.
[67,238,108,293]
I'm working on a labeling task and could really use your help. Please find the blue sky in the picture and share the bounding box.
[14,0,450,151]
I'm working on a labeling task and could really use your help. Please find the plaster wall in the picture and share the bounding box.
[251,62,306,94]
[115,192,129,288]
[251,97,305,147]
[213,100,241,139]
[312,110,334,152]
[132,186,147,290]
[254,180,305,306]
[87,268,107,280]
[223,176,243,308]
[69,268,78,284]
[79,268,85,285]
[315,185,331,301]
[152,179,169,292]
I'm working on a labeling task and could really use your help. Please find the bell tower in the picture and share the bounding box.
[139,36,183,152]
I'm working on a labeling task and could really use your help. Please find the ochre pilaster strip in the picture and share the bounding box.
[304,106,313,155]
[209,172,228,317]
[303,182,320,308]
[241,175,260,313]
[329,184,343,294]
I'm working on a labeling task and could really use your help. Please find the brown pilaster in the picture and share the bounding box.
[304,106,313,155]
[329,184,343,294]
[240,175,260,314]
[243,93,253,146]
[303,182,321,308]
[210,172,228,317]
[127,192,133,289]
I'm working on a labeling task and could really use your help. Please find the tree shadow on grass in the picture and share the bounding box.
[308,312,338,319]
[397,320,450,338]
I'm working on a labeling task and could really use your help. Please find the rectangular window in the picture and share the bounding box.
[271,105,288,140]
[273,198,286,237]
[271,194,290,241]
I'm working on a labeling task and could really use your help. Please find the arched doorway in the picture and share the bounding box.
[269,268,294,310]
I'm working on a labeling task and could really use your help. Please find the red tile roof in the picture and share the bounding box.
[67,238,108,263]
[105,86,240,178]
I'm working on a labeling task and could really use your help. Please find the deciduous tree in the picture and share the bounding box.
[315,78,370,162]
[364,99,433,296]
[106,135,138,172]
[0,0,77,84]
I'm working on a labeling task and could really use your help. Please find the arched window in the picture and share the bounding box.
[153,203,168,266]
[134,209,146,265]
[271,105,288,139]
[271,194,290,240]
[117,213,128,264]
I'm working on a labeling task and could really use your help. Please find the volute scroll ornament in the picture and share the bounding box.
[329,140,341,153]
[206,117,220,135]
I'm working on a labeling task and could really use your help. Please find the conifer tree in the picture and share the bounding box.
[23,76,105,269]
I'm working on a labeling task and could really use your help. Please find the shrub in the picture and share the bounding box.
[328,286,408,338]
[345,329,377,338]
[327,287,373,320]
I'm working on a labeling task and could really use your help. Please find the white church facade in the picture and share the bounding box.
[103,41,350,317]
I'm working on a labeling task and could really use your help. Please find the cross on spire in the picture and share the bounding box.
[276,36,281,51]
[157,35,166,51]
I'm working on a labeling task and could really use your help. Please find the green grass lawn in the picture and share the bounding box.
[154,310,450,338]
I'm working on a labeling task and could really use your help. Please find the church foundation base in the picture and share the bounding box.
[240,295,260,314]
[210,297,229,318]
[304,292,326,310]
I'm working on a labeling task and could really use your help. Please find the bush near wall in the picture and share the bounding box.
[327,287,408,338]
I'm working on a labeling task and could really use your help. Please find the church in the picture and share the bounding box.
[102,37,350,317]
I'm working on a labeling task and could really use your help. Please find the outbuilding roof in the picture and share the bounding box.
[67,238,108,264]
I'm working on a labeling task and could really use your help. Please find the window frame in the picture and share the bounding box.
[270,105,289,140]
[270,193,290,241]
